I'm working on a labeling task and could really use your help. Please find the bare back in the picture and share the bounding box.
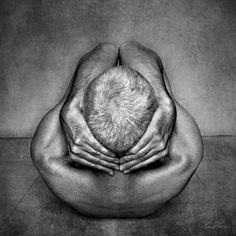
[31,93,202,217]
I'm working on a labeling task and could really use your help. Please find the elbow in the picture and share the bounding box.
[165,96,176,113]
[30,139,55,174]
[59,103,70,123]
[59,100,79,124]
[176,147,203,177]
[174,153,192,175]
[159,95,176,121]
[188,134,204,172]
[176,131,204,176]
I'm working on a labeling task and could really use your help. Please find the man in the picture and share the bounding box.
[31,41,203,218]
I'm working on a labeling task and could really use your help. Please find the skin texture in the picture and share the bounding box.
[31,42,203,218]
[119,41,176,173]
[60,42,176,174]
[60,43,120,175]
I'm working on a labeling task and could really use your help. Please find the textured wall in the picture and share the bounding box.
[0,0,235,137]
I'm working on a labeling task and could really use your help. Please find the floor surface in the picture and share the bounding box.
[0,137,235,236]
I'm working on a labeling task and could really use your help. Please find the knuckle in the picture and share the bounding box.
[90,141,98,149]
[71,144,78,153]
[151,150,159,156]
[140,149,148,157]
[141,156,146,162]
[143,162,148,168]
[96,157,101,164]
[95,164,102,170]
[127,154,135,160]
[131,161,138,167]
[163,149,168,156]
[155,134,162,142]
[144,136,152,144]
[89,162,96,168]
[69,153,77,162]
[128,155,135,161]
[159,141,165,150]
[99,155,106,161]
[128,150,135,155]
[95,151,102,157]
[89,149,98,156]
[74,137,81,145]
[123,164,130,170]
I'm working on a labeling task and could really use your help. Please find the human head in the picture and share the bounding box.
[83,66,158,155]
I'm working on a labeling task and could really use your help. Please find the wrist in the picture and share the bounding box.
[64,93,83,111]
[158,95,176,117]
[60,97,81,122]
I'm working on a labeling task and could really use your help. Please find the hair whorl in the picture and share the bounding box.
[83,66,158,155]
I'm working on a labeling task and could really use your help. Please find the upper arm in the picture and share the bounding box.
[64,43,118,105]
[30,100,98,215]
[30,66,75,167]
[133,100,203,210]
[30,103,68,172]
[119,41,175,115]
[169,101,203,171]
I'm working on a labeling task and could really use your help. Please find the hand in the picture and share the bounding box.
[120,96,176,174]
[60,104,119,175]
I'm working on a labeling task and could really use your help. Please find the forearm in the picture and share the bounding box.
[133,102,203,209]
[133,60,170,105]
[134,62,175,110]
[30,78,73,163]
[63,43,118,107]
[30,82,101,215]
[119,41,173,107]
[132,154,192,211]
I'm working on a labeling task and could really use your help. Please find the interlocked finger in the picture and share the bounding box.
[69,146,119,170]
[120,144,154,164]
[73,143,120,165]
[121,139,170,171]
[126,134,153,155]
[123,148,169,174]
[69,152,114,175]
[70,140,119,164]
[86,138,115,157]
[83,143,119,163]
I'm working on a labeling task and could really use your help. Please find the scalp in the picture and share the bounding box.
[83,66,158,154]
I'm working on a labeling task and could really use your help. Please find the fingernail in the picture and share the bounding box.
[109,171,114,176]
[123,170,129,174]
[115,166,119,170]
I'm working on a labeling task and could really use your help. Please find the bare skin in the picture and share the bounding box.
[60,42,175,175]
[119,41,176,173]
[31,42,203,218]
[60,43,120,175]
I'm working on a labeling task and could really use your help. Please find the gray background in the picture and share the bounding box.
[0,0,236,137]
[0,1,235,235]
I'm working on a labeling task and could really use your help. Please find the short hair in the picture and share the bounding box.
[83,66,158,155]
